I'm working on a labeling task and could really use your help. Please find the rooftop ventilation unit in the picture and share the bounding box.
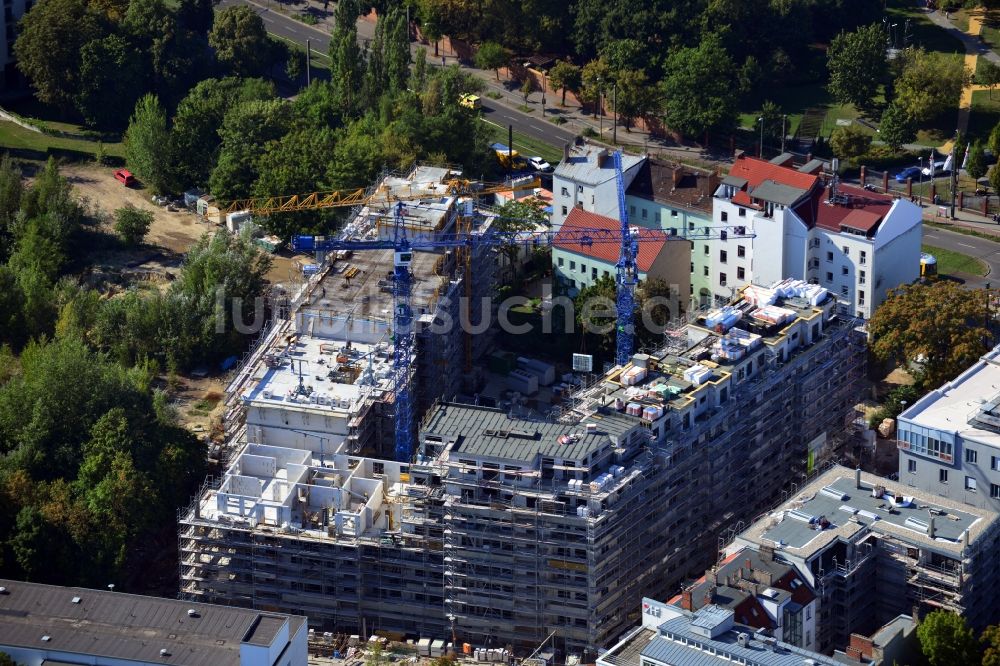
[71,596,81,604]
[787,509,817,523]
[187,609,199,618]
[820,485,849,501]
[904,516,929,532]
[41,636,51,642]
[160,649,171,657]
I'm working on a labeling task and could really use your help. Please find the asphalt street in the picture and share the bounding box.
[923,226,1000,288]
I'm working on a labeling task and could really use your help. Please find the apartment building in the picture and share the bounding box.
[668,547,819,652]
[625,158,718,308]
[0,0,30,89]
[710,153,921,317]
[598,601,842,666]
[551,207,690,300]
[728,466,1000,652]
[896,344,1000,511]
[551,140,645,229]
[184,279,865,659]
[0,579,307,666]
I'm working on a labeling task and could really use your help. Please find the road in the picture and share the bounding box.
[218,0,576,149]
[923,226,1000,288]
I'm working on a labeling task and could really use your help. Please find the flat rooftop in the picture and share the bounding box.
[740,467,998,558]
[242,333,393,413]
[423,403,639,465]
[0,579,303,666]
[899,345,1000,447]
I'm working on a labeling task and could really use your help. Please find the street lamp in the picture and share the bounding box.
[612,82,618,145]
[781,114,787,153]
[757,116,765,158]
[918,156,924,204]
[598,78,604,136]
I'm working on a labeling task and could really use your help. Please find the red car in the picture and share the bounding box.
[114,169,136,187]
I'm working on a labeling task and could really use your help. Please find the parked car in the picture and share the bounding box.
[114,169,136,187]
[894,166,921,183]
[527,156,553,172]
[459,93,481,110]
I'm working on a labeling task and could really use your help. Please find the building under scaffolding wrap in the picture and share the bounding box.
[727,466,1000,654]
[179,278,867,659]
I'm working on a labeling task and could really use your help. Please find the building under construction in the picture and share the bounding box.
[181,274,867,659]
[727,466,1000,653]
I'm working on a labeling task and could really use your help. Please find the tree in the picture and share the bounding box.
[124,94,171,194]
[579,58,612,118]
[968,140,988,181]
[178,0,217,33]
[13,0,106,110]
[829,124,872,163]
[917,610,979,666]
[878,103,915,152]
[990,162,1000,196]
[989,121,1000,158]
[417,0,443,56]
[869,281,992,390]
[983,624,1000,666]
[209,99,292,200]
[329,0,364,113]
[475,41,507,80]
[548,61,581,106]
[521,76,535,104]
[757,100,784,149]
[661,34,737,140]
[895,48,970,124]
[114,205,153,247]
[979,60,1000,99]
[616,69,659,131]
[826,23,887,110]
[209,6,272,77]
[75,34,148,130]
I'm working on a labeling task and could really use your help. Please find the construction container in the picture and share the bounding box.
[226,210,252,234]
[430,639,445,656]
[417,638,431,656]
[506,369,538,395]
[517,356,555,385]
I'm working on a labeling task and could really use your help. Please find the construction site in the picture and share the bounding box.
[180,186,870,661]
[727,466,1000,653]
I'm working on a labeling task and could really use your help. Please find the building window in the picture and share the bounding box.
[841,266,848,275]
[966,477,977,492]
[604,270,610,279]
[561,205,568,216]
[581,263,587,273]
[738,267,745,280]
[721,212,728,222]
[671,210,678,217]
[689,221,696,230]
[826,251,833,262]
[721,230,728,241]
[578,185,583,193]
[592,267,597,279]
[690,262,694,273]
[720,272,727,286]
[641,208,648,219]
[655,211,661,222]
[561,187,569,196]
[860,250,867,264]
[703,266,709,276]
[738,208,746,217]
[720,250,728,263]
[966,448,978,464]
[737,245,746,258]
[842,246,849,255]
[826,272,833,283]
[908,459,917,473]
[992,455,1000,472]
[558,258,564,267]
[841,286,848,297]
[992,484,1000,499]
[629,205,635,215]
[859,270,866,285]
[859,291,865,304]
[704,245,709,255]
[940,469,949,483]
[570,261,576,270]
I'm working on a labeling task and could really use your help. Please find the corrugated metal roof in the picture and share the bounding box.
[421,403,639,464]
[0,579,305,666]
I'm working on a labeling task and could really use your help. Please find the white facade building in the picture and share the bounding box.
[710,154,922,317]
[551,140,645,229]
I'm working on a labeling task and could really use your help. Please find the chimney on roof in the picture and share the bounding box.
[672,166,683,189]
[928,512,936,540]
[596,148,608,165]
[964,528,971,550]
[680,589,693,611]
[769,153,795,168]
[745,557,752,571]
[760,544,775,561]
[856,467,862,489]
[564,142,571,161]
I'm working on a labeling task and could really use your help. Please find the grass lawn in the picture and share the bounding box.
[886,0,966,55]
[0,120,123,161]
[980,9,1000,53]
[969,90,1000,140]
[952,8,972,33]
[922,243,988,276]
[481,119,563,165]
[738,81,857,138]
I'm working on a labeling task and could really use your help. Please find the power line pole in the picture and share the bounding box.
[950,132,958,219]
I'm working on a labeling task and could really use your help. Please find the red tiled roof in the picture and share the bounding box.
[814,184,894,234]
[728,154,819,192]
[555,207,668,272]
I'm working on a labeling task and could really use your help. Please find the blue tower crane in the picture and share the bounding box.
[613,150,639,368]
[292,201,753,463]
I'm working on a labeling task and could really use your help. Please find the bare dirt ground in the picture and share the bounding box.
[62,163,299,284]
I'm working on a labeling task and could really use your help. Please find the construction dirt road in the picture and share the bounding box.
[62,163,301,284]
